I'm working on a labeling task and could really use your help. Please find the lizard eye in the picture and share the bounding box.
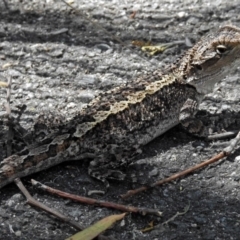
[216,45,227,55]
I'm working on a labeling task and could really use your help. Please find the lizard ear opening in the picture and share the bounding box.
[216,45,227,55]
[191,64,203,71]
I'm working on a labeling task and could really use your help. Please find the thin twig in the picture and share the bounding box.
[3,78,95,236]
[121,130,240,199]
[5,76,13,157]
[224,131,240,153]
[14,178,84,230]
[207,130,238,140]
[141,203,190,233]
[5,76,11,116]
[31,179,162,217]
[3,0,9,10]
[161,203,190,226]
[60,0,125,46]
[121,152,227,199]
[59,0,155,66]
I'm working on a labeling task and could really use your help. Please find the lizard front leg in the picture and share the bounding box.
[88,145,140,188]
[179,98,209,137]
[89,154,127,188]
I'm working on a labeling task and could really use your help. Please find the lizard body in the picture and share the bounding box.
[1,25,240,189]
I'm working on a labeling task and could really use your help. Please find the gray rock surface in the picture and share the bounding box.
[0,0,240,239]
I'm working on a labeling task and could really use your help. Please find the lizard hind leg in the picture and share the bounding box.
[179,98,209,137]
[88,154,126,189]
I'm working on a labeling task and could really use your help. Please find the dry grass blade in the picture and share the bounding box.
[65,213,126,240]
[0,81,8,87]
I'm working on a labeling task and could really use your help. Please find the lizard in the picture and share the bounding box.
[0,25,240,189]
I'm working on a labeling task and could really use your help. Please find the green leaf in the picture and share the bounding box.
[66,213,126,240]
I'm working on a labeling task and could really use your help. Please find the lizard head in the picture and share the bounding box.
[181,25,240,95]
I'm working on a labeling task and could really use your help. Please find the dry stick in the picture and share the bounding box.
[3,78,83,230]
[121,152,226,199]
[14,178,84,230]
[121,131,240,199]
[5,76,13,157]
[224,131,240,153]
[3,79,85,233]
[15,187,114,240]
[3,0,9,10]
[31,179,162,217]
[207,130,239,140]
